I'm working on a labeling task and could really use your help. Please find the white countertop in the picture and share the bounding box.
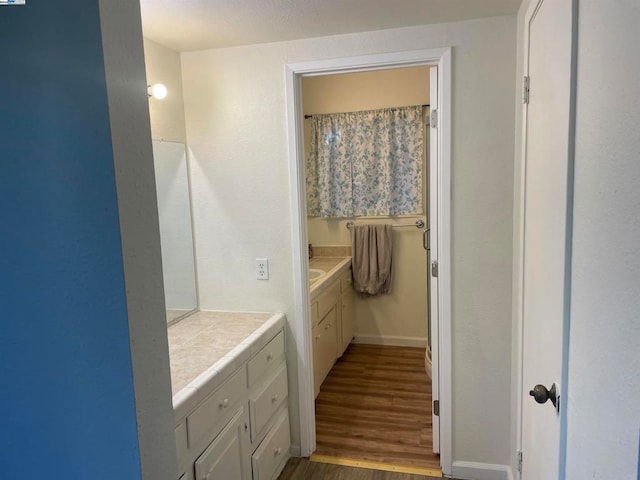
[168,310,285,421]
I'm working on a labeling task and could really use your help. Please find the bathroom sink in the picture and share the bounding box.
[309,268,326,283]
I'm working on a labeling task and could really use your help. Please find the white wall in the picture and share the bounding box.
[303,68,430,343]
[100,1,177,478]
[143,38,187,143]
[181,16,516,467]
[566,1,640,478]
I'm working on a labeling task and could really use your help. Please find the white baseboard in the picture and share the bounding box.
[451,461,513,480]
[289,444,301,457]
[352,334,428,348]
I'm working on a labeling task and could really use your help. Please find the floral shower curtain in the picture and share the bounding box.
[306,105,424,218]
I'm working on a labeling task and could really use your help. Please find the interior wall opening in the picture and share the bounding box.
[299,65,440,475]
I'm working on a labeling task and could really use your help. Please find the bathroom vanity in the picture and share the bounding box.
[169,311,290,480]
[308,255,354,397]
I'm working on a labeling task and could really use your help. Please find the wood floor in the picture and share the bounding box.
[313,344,440,471]
[278,457,441,480]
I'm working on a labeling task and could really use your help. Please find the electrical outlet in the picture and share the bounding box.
[256,258,269,280]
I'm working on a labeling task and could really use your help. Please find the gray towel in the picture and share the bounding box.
[351,224,393,296]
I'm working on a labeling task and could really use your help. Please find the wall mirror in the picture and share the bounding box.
[152,140,198,324]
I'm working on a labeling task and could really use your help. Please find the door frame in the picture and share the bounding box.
[285,47,453,473]
[514,0,577,477]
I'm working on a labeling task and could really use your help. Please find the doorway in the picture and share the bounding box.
[301,66,435,473]
[285,48,453,474]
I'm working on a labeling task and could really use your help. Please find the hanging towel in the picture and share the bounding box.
[351,224,393,296]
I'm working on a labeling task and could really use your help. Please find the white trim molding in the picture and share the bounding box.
[288,445,301,457]
[285,47,453,475]
[451,461,514,480]
[352,335,428,348]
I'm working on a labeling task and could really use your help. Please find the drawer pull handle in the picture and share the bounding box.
[274,447,282,456]
[315,335,321,340]
[219,398,229,409]
[272,394,279,403]
[266,352,273,361]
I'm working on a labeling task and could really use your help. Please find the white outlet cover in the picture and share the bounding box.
[255,258,269,280]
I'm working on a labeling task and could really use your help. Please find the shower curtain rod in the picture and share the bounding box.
[304,104,430,119]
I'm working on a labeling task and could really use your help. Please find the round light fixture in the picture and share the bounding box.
[148,83,167,100]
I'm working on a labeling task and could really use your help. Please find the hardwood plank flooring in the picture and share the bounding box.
[278,457,441,480]
[313,344,440,471]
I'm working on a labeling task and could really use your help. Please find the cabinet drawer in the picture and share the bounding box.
[194,407,250,480]
[187,367,247,448]
[317,279,340,320]
[248,330,285,387]
[249,364,288,442]
[175,422,188,465]
[340,270,353,292]
[251,410,290,480]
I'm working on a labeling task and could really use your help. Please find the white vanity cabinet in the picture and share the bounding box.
[311,267,354,398]
[174,325,290,480]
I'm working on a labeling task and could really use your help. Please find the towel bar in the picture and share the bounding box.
[346,219,425,229]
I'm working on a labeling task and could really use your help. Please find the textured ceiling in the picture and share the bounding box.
[139,0,522,52]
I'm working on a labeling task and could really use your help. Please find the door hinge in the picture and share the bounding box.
[522,76,530,104]
[433,400,440,416]
[517,450,523,473]
[431,260,439,277]
[430,108,438,128]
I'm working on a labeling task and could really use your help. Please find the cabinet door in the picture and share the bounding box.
[339,290,354,356]
[194,407,250,480]
[313,306,338,397]
[318,306,338,386]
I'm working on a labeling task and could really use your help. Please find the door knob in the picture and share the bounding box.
[529,383,559,410]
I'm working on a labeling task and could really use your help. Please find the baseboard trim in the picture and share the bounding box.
[289,444,301,457]
[451,461,513,480]
[353,335,428,348]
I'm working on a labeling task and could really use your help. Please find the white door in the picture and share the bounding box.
[428,65,440,455]
[520,0,574,478]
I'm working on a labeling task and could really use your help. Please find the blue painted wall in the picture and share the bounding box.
[0,2,142,478]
